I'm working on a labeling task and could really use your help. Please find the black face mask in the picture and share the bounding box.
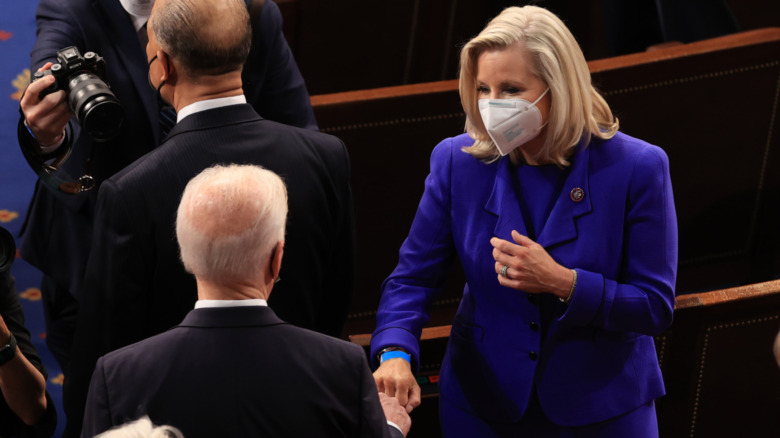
[147,54,169,107]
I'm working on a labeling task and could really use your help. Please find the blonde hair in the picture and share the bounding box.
[176,164,288,284]
[459,5,618,166]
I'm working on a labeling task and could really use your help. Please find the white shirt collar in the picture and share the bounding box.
[120,0,154,32]
[176,95,247,123]
[195,299,268,309]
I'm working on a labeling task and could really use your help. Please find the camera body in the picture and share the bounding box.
[32,46,125,141]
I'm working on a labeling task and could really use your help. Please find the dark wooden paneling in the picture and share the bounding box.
[293,0,418,94]
[588,29,780,292]
[312,81,466,336]
[278,0,492,94]
[655,281,780,437]
[278,0,777,94]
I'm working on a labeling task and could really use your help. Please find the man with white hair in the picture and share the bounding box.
[82,164,409,438]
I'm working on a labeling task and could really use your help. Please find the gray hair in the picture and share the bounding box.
[459,5,618,166]
[148,0,251,75]
[95,416,184,438]
[176,164,288,284]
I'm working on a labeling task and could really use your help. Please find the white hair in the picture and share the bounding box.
[95,416,184,438]
[176,164,288,284]
[459,5,618,166]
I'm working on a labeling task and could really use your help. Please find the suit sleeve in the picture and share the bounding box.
[243,0,318,130]
[65,179,152,437]
[23,0,84,156]
[355,347,395,438]
[370,138,458,371]
[31,0,86,69]
[81,357,113,438]
[561,145,677,335]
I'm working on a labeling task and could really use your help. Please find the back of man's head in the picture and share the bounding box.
[149,0,251,76]
[176,164,287,285]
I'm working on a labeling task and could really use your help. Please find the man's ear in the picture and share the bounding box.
[270,241,284,281]
[157,49,174,82]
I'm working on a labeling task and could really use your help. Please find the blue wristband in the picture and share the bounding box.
[380,350,411,364]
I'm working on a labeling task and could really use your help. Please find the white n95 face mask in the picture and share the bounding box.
[478,88,549,156]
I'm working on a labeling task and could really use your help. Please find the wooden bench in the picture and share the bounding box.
[310,28,780,338]
[350,279,780,437]
[312,80,467,336]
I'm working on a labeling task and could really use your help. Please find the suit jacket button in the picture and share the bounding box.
[527,294,537,304]
[529,350,538,360]
[529,321,539,332]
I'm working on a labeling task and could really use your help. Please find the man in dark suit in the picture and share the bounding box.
[82,164,408,437]
[17,0,316,376]
[63,0,355,435]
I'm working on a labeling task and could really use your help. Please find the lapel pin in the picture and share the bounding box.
[570,187,584,202]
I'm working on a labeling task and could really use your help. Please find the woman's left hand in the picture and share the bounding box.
[491,230,574,300]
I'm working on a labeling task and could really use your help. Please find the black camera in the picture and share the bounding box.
[0,227,15,273]
[32,46,125,141]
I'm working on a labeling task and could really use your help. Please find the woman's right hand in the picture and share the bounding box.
[373,358,421,413]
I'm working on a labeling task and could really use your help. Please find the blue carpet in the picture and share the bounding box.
[1,2,66,437]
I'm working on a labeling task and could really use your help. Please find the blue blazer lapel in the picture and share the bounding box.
[536,145,592,249]
[485,156,530,241]
[93,0,159,144]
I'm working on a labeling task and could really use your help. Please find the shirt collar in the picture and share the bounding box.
[177,95,247,123]
[195,299,268,309]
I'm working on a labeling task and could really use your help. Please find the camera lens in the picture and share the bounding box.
[0,227,15,273]
[67,72,126,141]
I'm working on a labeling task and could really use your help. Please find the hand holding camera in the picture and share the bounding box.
[20,62,71,147]
[22,46,125,143]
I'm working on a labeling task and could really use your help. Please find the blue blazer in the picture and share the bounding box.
[371,132,677,426]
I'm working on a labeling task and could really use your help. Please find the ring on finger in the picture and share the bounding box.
[500,265,509,277]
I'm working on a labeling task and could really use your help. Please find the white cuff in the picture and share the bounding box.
[24,119,65,153]
[387,420,402,434]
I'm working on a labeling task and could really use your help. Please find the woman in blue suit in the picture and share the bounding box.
[371,5,677,437]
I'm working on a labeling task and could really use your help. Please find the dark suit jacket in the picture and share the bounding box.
[19,0,316,300]
[82,306,399,438]
[65,104,354,436]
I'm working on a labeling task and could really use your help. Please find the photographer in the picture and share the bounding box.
[17,0,317,377]
[0,227,56,438]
